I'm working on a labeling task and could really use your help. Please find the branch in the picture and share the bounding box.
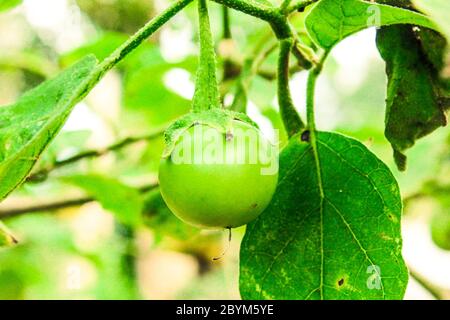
[27,128,165,182]
[94,0,194,78]
[285,0,317,14]
[0,183,158,219]
[210,0,291,39]
[409,268,448,300]
[277,38,305,136]
[403,183,450,212]
[222,5,232,39]
[0,52,59,78]
[211,0,279,22]
[221,6,241,81]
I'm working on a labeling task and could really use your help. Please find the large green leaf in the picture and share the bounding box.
[61,32,128,66]
[376,25,448,170]
[305,0,438,50]
[0,56,97,201]
[412,0,450,42]
[0,0,21,12]
[64,175,143,227]
[240,132,407,299]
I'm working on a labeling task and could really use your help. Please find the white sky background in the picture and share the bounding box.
[5,0,450,299]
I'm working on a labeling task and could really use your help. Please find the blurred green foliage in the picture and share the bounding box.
[76,0,154,34]
[0,0,448,299]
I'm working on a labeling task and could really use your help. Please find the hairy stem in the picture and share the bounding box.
[210,0,291,39]
[286,0,317,14]
[192,0,221,112]
[211,0,278,21]
[306,69,320,131]
[306,53,327,131]
[277,39,304,136]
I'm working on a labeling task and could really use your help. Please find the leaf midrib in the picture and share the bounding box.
[313,134,386,299]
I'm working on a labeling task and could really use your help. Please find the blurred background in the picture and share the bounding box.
[0,0,449,299]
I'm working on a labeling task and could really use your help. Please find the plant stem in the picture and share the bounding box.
[27,128,165,182]
[409,268,445,300]
[230,41,278,112]
[68,0,193,105]
[304,66,325,300]
[286,0,317,14]
[280,0,293,11]
[222,6,232,39]
[192,0,221,112]
[94,0,193,77]
[306,69,320,131]
[0,184,158,219]
[277,39,304,137]
[210,0,291,39]
[211,0,278,22]
[306,54,327,131]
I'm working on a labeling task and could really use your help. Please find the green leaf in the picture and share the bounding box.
[0,0,193,202]
[61,32,128,66]
[64,175,143,227]
[412,0,450,42]
[376,25,448,170]
[240,132,407,299]
[0,55,97,201]
[0,221,17,247]
[63,34,195,131]
[305,0,438,50]
[143,188,199,241]
[123,59,191,129]
[0,0,21,12]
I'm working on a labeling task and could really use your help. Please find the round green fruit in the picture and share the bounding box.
[159,120,278,229]
[430,211,450,251]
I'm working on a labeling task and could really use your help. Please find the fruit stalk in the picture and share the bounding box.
[192,0,221,112]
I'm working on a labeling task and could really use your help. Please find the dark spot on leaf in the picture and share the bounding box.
[226,132,234,141]
[301,130,310,142]
[297,7,305,12]
[338,278,344,286]
[251,203,258,209]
